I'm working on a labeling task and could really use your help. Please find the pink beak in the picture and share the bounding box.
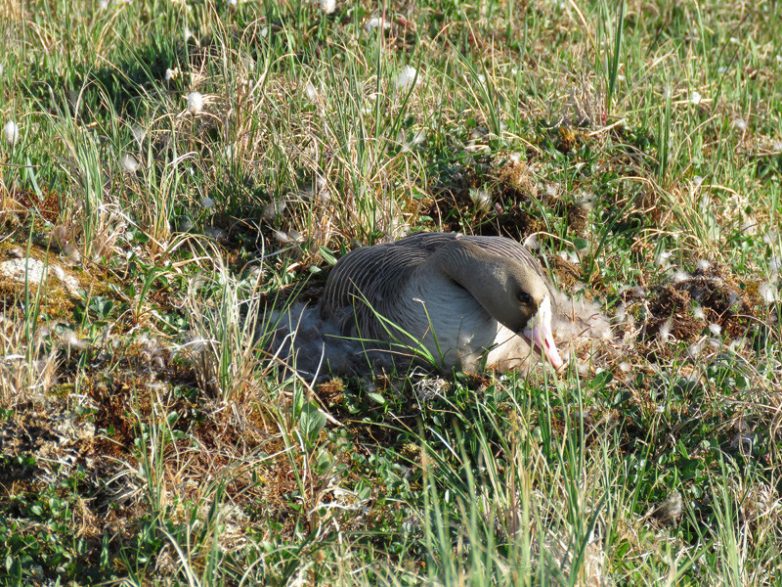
[522,297,565,370]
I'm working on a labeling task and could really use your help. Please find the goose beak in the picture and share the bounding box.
[521,296,565,370]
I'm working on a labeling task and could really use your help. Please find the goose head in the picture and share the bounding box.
[477,262,564,370]
[436,243,565,370]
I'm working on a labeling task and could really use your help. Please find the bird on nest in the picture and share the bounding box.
[267,232,612,378]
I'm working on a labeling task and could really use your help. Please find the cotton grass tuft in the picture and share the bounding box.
[732,117,748,131]
[186,91,204,115]
[3,121,19,146]
[658,317,673,343]
[305,82,319,103]
[121,154,140,174]
[396,66,420,90]
[365,16,390,32]
[688,339,705,358]
[759,282,778,304]
[655,250,672,267]
[319,0,336,14]
[131,124,146,145]
[523,234,539,250]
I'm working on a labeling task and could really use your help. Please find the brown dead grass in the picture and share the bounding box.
[644,264,761,343]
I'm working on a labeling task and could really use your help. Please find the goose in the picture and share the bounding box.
[319,232,565,372]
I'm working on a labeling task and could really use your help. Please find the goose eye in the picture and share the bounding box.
[517,291,532,305]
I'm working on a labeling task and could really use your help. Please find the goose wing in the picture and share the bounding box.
[321,236,433,334]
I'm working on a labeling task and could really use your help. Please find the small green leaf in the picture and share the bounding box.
[319,246,338,266]
[299,403,327,448]
[367,392,386,405]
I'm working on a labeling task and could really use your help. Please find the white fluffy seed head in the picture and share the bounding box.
[319,0,336,14]
[132,124,145,144]
[692,305,706,320]
[304,82,318,102]
[658,317,673,343]
[396,65,420,90]
[708,323,722,336]
[410,130,426,145]
[732,117,748,131]
[759,282,778,304]
[3,121,19,146]
[365,16,390,32]
[688,340,704,358]
[656,250,672,267]
[121,154,139,173]
[58,329,87,351]
[690,90,702,105]
[186,91,204,114]
[729,338,745,352]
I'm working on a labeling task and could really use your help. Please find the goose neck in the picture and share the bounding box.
[433,242,499,299]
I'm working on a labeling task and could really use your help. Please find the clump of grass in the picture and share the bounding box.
[181,237,267,402]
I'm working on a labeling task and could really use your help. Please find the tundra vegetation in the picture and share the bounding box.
[1,0,781,584]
